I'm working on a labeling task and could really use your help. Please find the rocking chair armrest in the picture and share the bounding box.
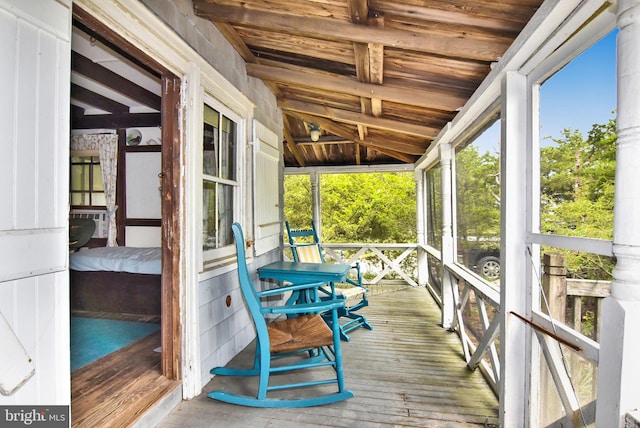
[346,262,366,289]
[256,281,327,298]
[261,298,345,316]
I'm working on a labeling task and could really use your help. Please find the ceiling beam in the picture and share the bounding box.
[287,111,425,158]
[282,115,306,167]
[247,63,466,111]
[193,1,508,61]
[72,112,161,130]
[278,98,439,138]
[72,51,162,110]
[71,83,129,114]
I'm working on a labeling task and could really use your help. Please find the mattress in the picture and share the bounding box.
[70,247,161,275]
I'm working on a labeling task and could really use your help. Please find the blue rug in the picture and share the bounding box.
[71,317,160,371]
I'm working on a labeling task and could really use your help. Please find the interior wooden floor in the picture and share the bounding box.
[157,287,499,427]
[71,314,180,427]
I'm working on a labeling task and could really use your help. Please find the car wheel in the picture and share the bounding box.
[477,256,500,280]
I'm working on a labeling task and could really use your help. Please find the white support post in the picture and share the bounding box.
[310,172,322,235]
[499,71,530,427]
[596,1,640,426]
[440,143,455,329]
[415,170,429,287]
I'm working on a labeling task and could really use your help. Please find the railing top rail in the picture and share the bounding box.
[566,278,611,298]
[314,243,419,249]
[446,262,500,306]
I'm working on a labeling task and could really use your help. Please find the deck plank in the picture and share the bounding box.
[158,287,498,427]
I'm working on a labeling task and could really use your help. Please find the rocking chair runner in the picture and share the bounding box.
[285,221,372,341]
[208,223,354,408]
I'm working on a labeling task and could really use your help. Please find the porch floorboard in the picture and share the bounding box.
[158,287,498,427]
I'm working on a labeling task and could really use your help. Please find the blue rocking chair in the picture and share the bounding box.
[208,223,354,408]
[286,221,372,341]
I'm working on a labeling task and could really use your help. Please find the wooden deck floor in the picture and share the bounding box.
[71,325,180,427]
[158,287,499,427]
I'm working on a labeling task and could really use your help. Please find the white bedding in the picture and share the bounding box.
[70,247,161,275]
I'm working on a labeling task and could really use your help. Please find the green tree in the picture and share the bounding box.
[540,120,616,279]
[321,173,416,243]
[456,145,501,243]
[283,175,312,228]
[284,172,416,243]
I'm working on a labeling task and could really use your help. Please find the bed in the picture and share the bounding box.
[70,247,162,316]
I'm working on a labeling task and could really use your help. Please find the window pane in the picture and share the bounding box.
[203,181,217,250]
[456,121,501,282]
[203,104,219,176]
[92,193,106,206]
[426,166,442,251]
[70,193,89,205]
[539,30,616,243]
[93,164,104,191]
[220,116,236,180]
[218,184,234,247]
[70,165,88,191]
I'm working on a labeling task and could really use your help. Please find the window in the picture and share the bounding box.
[455,121,501,282]
[203,103,238,252]
[70,155,105,207]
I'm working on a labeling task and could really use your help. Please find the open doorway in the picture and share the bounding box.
[69,6,181,426]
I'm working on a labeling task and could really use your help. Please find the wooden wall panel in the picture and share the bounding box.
[0,0,72,406]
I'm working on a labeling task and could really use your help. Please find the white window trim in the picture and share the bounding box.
[199,93,246,270]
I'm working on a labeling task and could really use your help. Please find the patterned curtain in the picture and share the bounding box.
[70,133,119,247]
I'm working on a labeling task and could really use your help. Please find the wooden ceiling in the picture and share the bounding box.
[193,0,543,168]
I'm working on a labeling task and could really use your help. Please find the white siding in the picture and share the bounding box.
[0,0,72,405]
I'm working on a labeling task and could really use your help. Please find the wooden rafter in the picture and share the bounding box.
[192,1,509,61]
[72,51,161,110]
[278,98,439,138]
[247,63,467,111]
[191,0,543,167]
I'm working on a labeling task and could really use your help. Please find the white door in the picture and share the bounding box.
[253,120,282,255]
[0,0,72,405]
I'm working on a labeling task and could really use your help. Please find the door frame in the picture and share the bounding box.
[72,6,182,380]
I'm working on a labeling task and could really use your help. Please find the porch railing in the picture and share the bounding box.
[284,241,610,425]
[284,242,420,287]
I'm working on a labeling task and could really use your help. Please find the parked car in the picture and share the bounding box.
[459,245,501,280]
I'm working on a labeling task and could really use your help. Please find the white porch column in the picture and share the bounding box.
[596,1,640,426]
[440,143,455,328]
[310,172,322,235]
[499,71,530,427]
[415,170,429,287]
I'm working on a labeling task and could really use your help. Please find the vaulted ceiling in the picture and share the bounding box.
[193,0,543,168]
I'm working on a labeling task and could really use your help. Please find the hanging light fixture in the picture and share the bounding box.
[309,123,321,142]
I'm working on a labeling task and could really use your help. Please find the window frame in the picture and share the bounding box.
[201,93,245,266]
[69,151,106,209]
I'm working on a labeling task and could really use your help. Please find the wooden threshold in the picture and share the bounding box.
[71,330,180,427]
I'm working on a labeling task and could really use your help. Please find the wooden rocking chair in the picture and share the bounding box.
[285,221,372,341]
[208,223,354,408]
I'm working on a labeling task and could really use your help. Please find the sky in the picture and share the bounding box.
[474,29,617,154]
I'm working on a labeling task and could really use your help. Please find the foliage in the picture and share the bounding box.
[284,172,416,243]
[283,175,313,227]
[540,120,616,279]
[455,144,501,249]
[283,119,616,281]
